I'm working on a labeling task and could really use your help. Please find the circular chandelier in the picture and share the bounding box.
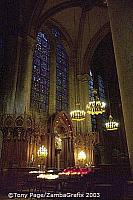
[70,109,86,121]
[86,90,106,115]
[105,115,119,131]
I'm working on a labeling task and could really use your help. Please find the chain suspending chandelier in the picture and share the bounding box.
[70,8,86,122]
[86,89,106,115]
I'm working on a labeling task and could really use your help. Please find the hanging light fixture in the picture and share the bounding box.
[105,81,119,131]
[70,8,86,121]
[86,89,106,115]
[70,103,86,121]
[105,114,119,131]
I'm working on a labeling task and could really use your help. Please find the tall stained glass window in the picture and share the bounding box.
[30,32,50,112]
[89,70,94,99]
[56,43,69,111]
[98,75,106,124]
[89,70,96,131]
[52,26,69,112]
[98,75,106,101]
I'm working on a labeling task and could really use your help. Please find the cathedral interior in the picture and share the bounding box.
[0,0,133,199]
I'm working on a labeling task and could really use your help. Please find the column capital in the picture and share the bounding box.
[77,74,89,82]
[22,35,36,51]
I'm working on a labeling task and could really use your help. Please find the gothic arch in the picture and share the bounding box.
[52,111,75,168]
[53,111,74,137]
[27,0,47,36]
[28,0,99,37]
[45,19,74,51]
[37,0,98,30]
[82,22,111,74]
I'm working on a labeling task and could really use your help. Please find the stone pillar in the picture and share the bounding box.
[0,35,21,114]
[49,43,56,115]
[15,35,36,114]
[77,74,92,133]
[69,51,76,113]
[47,134,55,168]
[107,0,133,172]
[0,0,21,113]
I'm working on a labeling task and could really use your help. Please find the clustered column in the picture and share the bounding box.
[107,0,133,173]
[77,74,92,133]
[15,35,36,114]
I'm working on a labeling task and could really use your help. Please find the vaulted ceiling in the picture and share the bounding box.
[18,0,110,72]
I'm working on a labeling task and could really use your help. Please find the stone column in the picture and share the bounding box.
[77,74,92,133]
[0,0,21,113]
[0,35,21,114]
[107,0,133,172]
[47,134,55,168]
[15,35,36,114]
[69,51,76,113]
[48,43,56,115]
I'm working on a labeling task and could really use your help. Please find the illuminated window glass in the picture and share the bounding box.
[30,32,50,112]
[56,43,69,112]
[52,27,61,38]
[89,70,96,131]
[52,26,69,112]
[89,70,94,99]
[98,75,106,123]
[98,75,106,101]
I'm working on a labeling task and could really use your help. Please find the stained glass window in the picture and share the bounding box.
[89,70,94,99]
[51,26,69,112]
[56,43,69,112]
[98,75,106,124]
[89,70,96,131]
[52,27,61,38]
[30,32,50,112]
[98,75,106,101]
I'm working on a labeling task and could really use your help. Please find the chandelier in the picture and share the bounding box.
[69,9,86,122]
[70,109,86,121]
[105,115,119,131]
[105,83,119,131]
[86,89,106,115]
[70,102,86,121]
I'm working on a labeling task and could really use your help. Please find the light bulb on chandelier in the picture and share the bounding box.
[86,89,106,115]
[105,82,119,131]
[105,114,119,131]
[70,103,86,121]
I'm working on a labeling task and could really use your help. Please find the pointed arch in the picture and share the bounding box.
[53,111,74,135]
[82,22,110,73]
[52,111,75,168]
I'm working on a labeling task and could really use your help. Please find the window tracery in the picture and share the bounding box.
[30,32,50,112]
